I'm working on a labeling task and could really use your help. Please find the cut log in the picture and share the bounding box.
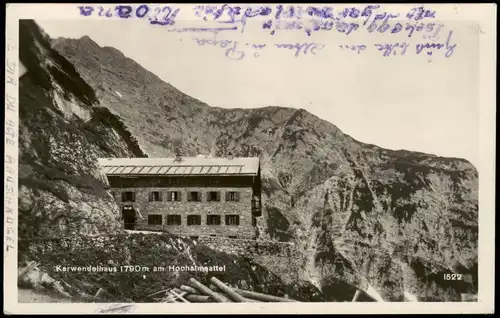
[234,288,298,302]
[185,294,211,302]
[163,290,185,303]
[18,261,38,278]
[147,288,170,298]
[94,288,104,299]
[351,290,361,302]
[209,284,219,292]
[210,277,247,302]
[363,284,385,302]
[180,285,199,294]
[172,287,183,294]
[188,278,229,302]
[212,292,232,302]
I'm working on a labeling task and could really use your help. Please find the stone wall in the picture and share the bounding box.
[20,233,296,259]
[111,186,255,238]
[194,236,301,284]
[196,236,296,258]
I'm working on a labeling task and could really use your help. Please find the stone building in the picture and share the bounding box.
[98,156,262,239]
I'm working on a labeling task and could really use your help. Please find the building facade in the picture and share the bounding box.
[98,156,262,239]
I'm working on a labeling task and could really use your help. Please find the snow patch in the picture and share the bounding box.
[51,89,92,122]
[124,230,163,235]
[19,61,28,78]
[403,291,419,302]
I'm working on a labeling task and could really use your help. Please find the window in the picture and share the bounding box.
[228,236,238,239]
[187,215,201,226]
[148,215,162,225]
[226,191,240,202]
[210,235,216,237]
[167,191,181,202]
[225,215,240,226]
[252,216,257,226]
[121,191,135,202]
[188,191,201,202]
[149,191,162,202]
[190,236,199,240]
[207,215,221,225]
[207,191,221,202]
[166,215,181,225]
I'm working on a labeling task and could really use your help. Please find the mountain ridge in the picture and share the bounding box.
[51,36,478,169]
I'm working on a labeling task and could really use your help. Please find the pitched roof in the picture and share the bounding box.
[97,157,260,176]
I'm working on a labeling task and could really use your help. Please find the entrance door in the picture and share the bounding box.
[122,206,136,230]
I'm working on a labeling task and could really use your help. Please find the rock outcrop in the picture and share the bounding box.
[18,20,147,240]
[48,27,479,301]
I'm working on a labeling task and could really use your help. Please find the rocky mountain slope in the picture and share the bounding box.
[50,32,479,301]
[18,20,146,240]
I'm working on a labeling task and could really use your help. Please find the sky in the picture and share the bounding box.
[35,4,480,167]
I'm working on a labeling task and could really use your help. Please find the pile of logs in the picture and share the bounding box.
[148,277,300,303]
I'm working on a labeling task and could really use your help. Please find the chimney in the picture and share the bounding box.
[174,154,182,161]
[210,139,216,158]
[227,152,234,160]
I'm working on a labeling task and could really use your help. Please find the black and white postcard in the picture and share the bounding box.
[4,3,496,315]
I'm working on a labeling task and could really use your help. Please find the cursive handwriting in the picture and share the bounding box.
[339,44,367,54]
[77,4,446,38]
[193,36,266,60]
[415,30,457,57]
[275,42,326,57]
[374,42,410,57]
[76,4,459,59]
[406,6,436,21]
[170,26,238,33]
[78,4,180,26]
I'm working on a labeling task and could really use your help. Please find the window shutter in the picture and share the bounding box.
[225,192,229,201]
[121,192,126,201]
[167,192,172,201]
[132,192,136,202]
[148,192,152,201]
[217,192,221,201]
[207,192,211,202]
[236,216,240,225]
[236,192,240,201]
[159,191,163,201]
